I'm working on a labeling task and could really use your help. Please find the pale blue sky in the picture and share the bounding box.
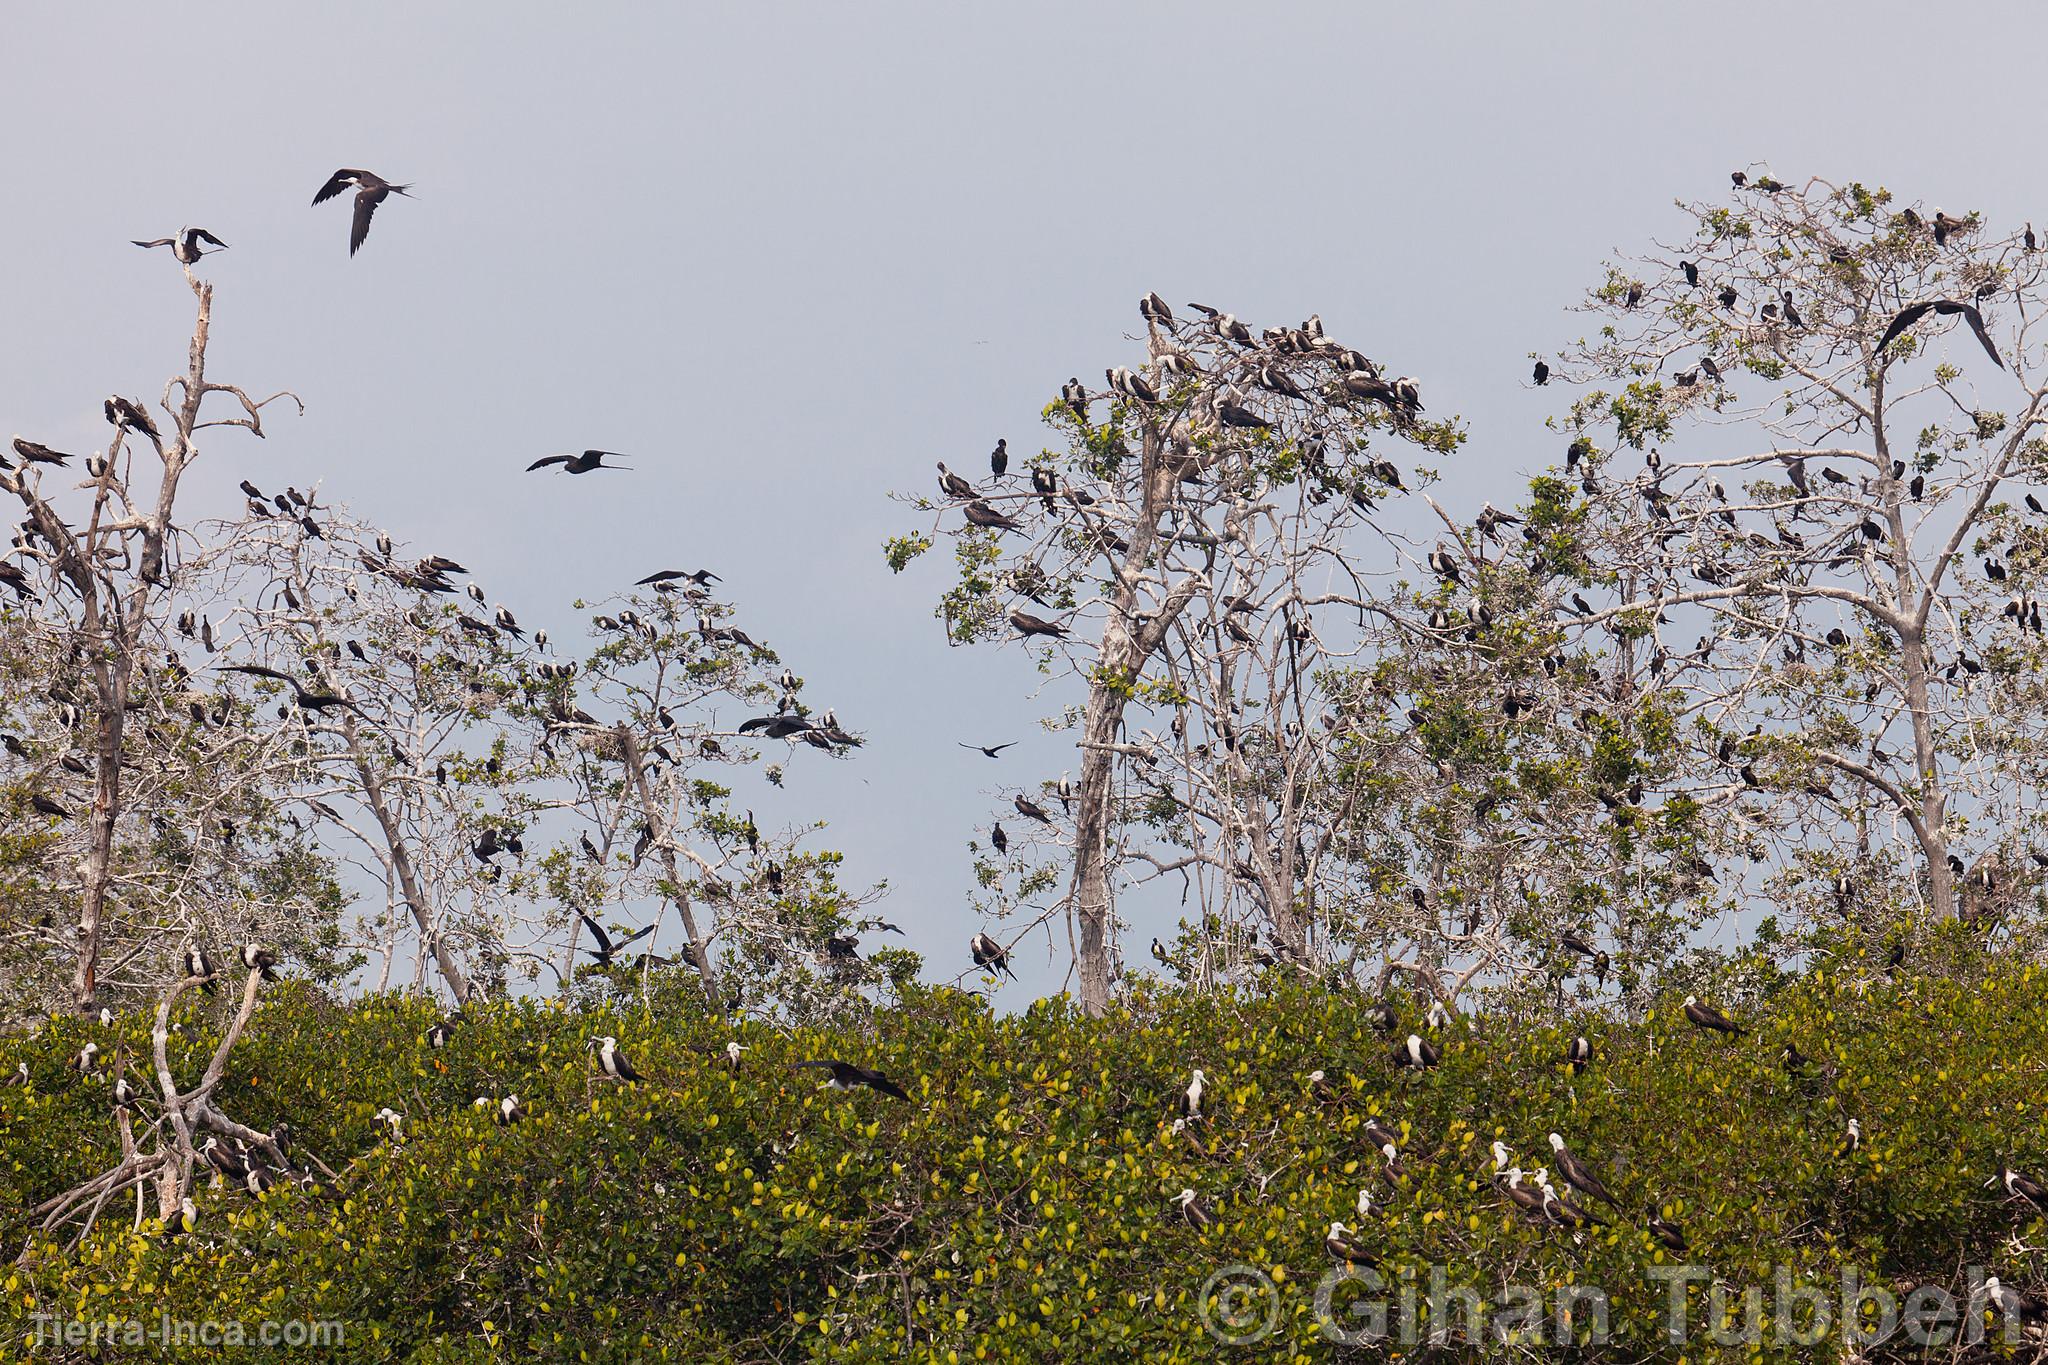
[5,2,2042,997]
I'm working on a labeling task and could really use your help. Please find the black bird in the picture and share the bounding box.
[936,462,976,499]
[161,1197,198,1244]
[1008,610,1067,639]
[29,794,69,820]
[1392,1033,1440,1070]
[1717,284,1738,309]
[528,450,629,474]
[1532,360,1550,385]
[104,396,159,437]
[132,227,228,265]
[969,932,1015,978]
[11,437,73,466]
[1139,292,1174,326]
[239,943,279,982]
[184,946,216,994]
[1565,1036,1592,1074]
[1548,1133,1619,1208]
[1682,994,1745,1036]
[221,664,367,717]
[591,1035,640,1082]
[1013,794,1053,824]
[1680,260,1699,288]
[427,1021,455,1049]
[1647,1207,1689,1253]
[311,169,413,256]
[989,821,1008,854]
[963,501,1022,532]
[738,713,814,739]
[1060,377,1089,423]
[576,910,655,967]
[959,742,1016,758]
[1875,299,2004,370]
[989,440,1008,478]
[793,1059,911,1100]
[1173,1188,1211,1230]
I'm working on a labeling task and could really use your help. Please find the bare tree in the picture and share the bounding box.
[894,299,1459,1012]
[1520,172,2048,939]
[1,270,302,1013]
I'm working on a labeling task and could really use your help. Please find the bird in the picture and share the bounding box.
[220,664,367,717]
[104,395,159,437]
[1173,1188,1211,1230]
[1008,610,1067,639]
[1151,937,1169,966]
[989,822,1007,854]
[112,1076,138,1109]
[1980,1276,2048,1327]
[184,946,216,995]
[10,437,73,466]
[477,1094,523,1126]
[936,462,975,499]
[1565,1036,1592,1074]
[637,568,720,588]
[962,501,1022,532]
[1324,1220,1376,1266]
[1682,994,1746,1035]
[575,911,655,967]
[989,440,1008,478]
[375,1107,405,1143]
[527,450,629,474]
[1139,292,1174,326]
[959,741,1016,758]
[1179,1068,1205,1120]
[1532,1169,1604,1227]
[1013,794,1053,824]
[160,1197,198,1244]
[239,943,279,982]
[1992,1164,2048,1212]
[28,794,69,820]
[1875,299,2004,370]
[1393,1033,1440,1070]
[427,1021,455,1049]
[792,1059,910,1100]
[1841,1117,1861,1155]
[1532,360,1550,385]
[311,169,413,255]
[1548,1133,1619,1208]
[591,1035,640,1082]
[968,932,1014,978]
[132,227,229,265]
[1647,1207,1689,1253]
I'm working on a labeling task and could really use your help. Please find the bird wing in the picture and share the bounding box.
[349,188,382,256]
[858,1067,911,1100]
[192,229,229,248]
[222,664,294,684]
[1876,301,1934,355]
[526,455,572,471]
[574,910,616,956]
[616,923,656,947]
[637,570,684,584]
[1960,303,2005,369]
[132,239,174,249]
[311,170,360,206]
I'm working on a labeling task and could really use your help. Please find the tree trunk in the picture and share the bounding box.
[343,717,471,1001]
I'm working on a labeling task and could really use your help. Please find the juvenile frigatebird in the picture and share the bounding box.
[311,169,413,256]
[792,1059,910,1100]
[132,227,228,265]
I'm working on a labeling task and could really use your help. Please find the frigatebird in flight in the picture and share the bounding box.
[220,664,368,717]
[132,227,228,265]
[575,911,655,967]
[1876,298,2004,370]
[959,742,1016,758]
[528,450,630,474]
[311,169,413,256]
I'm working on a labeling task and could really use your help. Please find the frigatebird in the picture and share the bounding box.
[221,664,367,717]
[1682,994,1746,1036]
[10,438,72,465]
[239,943,279,982]
[590,1035,640,1082]
[311,169,412,256]
[527,450,629,474]
[792,1059,910,1100]
[132,227,228,265]
[575,910,655,966]
[968,932,1015,978]
[1876,299,2004,370]
[959,742,1016,758]
[1008,610,1067,639]
[1548,1133,1619,1208]
[637,568,720,588]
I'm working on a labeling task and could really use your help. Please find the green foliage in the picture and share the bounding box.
[4,971,2045,1361]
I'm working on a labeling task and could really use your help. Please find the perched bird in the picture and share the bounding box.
[1992,1164,2048,1212]
[1173,1188,1211,1230]
[426,1021,455,1049]
[1013,794,1053,824]
[989,822,1008,855]
[1324,1220,1376,1266]
[1393,1033,1440,1070]
[311,168,413,255]
[1532,360,1550,385]
[989,439,1008,478]
[1682,994,1746,1036]
[1980,1276,2048,1327]
[1179,1068,1205,1120]
[1548,1133,1619,1208]
[10,437,73,465]
[968,932,1015,978]
[962,501,1021,532]
[239,943,279,982]
[936,462,976,499]
[1139,292,1174,327]
[1008,609,1067,640]
[527,450,629,474]
[184,946,217,995]
[160,1197,198,1243]
[792,1059,910,1100]
[591,1035,641,1082]
[1565,1036,1592,1074]
[637,567,720,588]
[1841,1117,1861,1155]
[1647,1207,1689,1253]
[375,1107,405,1143]
[132,227,228,265]
[104,396,159,437]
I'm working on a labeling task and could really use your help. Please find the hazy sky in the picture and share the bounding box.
[5,3,2043,998]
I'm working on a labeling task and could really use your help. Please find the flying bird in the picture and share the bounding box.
[220,664,367,716]
[132,227,228,265]
[792,1059,910,1100]
[528,450,629,474]
[959,742,1016,758]
[576,910,655,967]
[311,168,413,256]
[1875,299,2004,370]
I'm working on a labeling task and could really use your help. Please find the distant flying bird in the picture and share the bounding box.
[311,168,413,255]
[1875,299,2004,370]
[792,1059,911,1100]
[528,450,629,474]
[638,568,720,588]
[959,742,1016,758]
[132,227,228,265]
[575,910,655,967]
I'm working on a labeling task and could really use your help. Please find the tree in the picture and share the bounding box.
[0,270,316,1015]
[1519,173,2048,942]
[894,299,1459,1012]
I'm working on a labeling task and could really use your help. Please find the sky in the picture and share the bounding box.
[5,2,2046,1000]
